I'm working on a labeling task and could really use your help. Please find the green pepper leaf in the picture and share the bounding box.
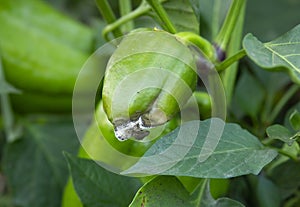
[266,124,294,146]
[3,115,79,207]
[244,0,300,41]
[65,154,141,207]
[129,176,196,207]
[163,0,199,34]
[243,24,300,84]
[199,180,245,207]
[122,118,277,178]
[129,176,244,207]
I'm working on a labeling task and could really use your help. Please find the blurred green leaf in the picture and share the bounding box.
[289,110,300,131]
[244,0,300,42]
[3,115,79,207]
[269,160,300,197]
[232,69,265,119]
[163,0,199,33]
[0,195,14,207]
[122,119,277,178]
[65,154,141,207]
[227,177,249,206]
[256,176,280,207]
[266,124,294,146]
[243,24,300,84]
[209,178,229,199]
[250,61,290,95]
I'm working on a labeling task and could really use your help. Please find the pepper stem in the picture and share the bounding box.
[95,0,123,38]
[214,0,245,51]
[102,1,151,41]
[146,0,177,33]
[175,32,216,62]
[119,0,134,33]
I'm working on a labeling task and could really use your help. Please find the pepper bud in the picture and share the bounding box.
[102,29,197,141]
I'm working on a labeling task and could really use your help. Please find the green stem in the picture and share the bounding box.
[146,0,177,33]
[119,0,134,32]
[175,32,216,61]
[103,1,151,41]
[215,0,245,50]
[95,0,123,38]
[193,179,208,207]
[261,137,275,146]
[216,49,246,71]
[0,55,20,142]
[277,148,299,161]
[269,84,300,123]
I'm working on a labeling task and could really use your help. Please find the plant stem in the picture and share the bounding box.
[193,179,208,206]
[95,0,123,38]
[146,0,177,33]
[175,32,216,61]
[0,55,20,142]
[261,137,275,146]
[119,0,134,32]
[277,148,299,161]
[219,1,245,105]
[214,0,245,50]
[102,1,151,41]
[269,84,300,123]
[216,49,246,71]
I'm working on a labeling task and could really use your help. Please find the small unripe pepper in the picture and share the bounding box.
[102,29,197,141]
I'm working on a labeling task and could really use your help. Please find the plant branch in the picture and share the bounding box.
[277,148,299,161]
[146,0,177,33]
[96,0,123,38]
[176,32,216,61]
[119,0,134,32]
[216,49,246,71]
[102,1,151,41]
[0,54,21,142]
[214,0,245,50]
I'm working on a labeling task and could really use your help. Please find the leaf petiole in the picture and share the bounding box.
[0,54,22,142]
[214,0,245,51]
[119,0,134,32]
[102,1,151,41]
[216,49,246,71]
[96,0,123,38]
[146,0,177,33]
[277,148,299,161]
